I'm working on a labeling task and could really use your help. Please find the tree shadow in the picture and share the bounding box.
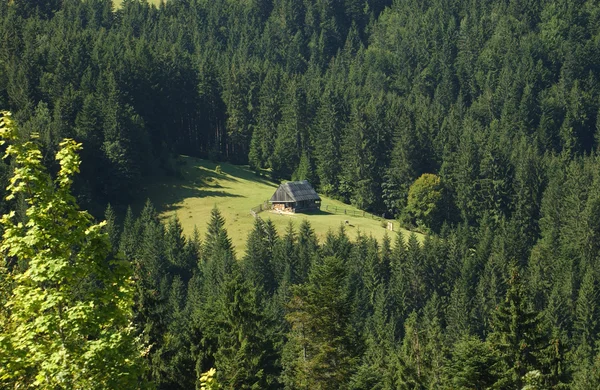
[184,165,239,185]
[140,181,244,215]
[137,156,278,217]
[296,209,333,216]
[179,156,278,188]
[234,166,279,187]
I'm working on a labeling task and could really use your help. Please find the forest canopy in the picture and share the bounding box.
[1,0,600,388]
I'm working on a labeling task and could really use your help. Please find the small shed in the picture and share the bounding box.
[269,180,321,213]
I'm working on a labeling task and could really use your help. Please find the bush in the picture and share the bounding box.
[405,173,444,232]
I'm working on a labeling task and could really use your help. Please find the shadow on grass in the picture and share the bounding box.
[297,209,334,216]
[180,156,278,188]
[235,166,278,187]
[145,182,244,214]
[138,155,278,217]
[187,166,239,184]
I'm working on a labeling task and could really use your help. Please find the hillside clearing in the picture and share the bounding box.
[138,156,422,254]
[113,0,164,8]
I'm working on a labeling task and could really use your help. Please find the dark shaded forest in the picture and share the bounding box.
[1,0,600,388]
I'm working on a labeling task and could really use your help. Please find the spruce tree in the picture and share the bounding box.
[104,203,120,253]
[282,255,360,389]
[349,286,397,390]
[488,266,549,389]
[313,87,344,195]
[212,265,280,389]
[119,206,138,260]
[244,217,278,295]
[249,66,281,169]
[198,207,237,373]
[445,335,498,389]
[165,215,194,282]
[296,219,318,283]
[273,221,298,285]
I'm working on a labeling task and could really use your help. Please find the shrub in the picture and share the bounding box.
[405,173,444,232]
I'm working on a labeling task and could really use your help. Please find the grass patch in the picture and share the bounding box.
[113,0,164,8]
[138,156,423,254]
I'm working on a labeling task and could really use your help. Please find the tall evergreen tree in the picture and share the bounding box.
[488,266,550,389]
[282,255,360,389]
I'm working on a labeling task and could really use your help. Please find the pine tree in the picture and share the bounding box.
[292,151,317,184]
[270,77,307,180]
[135,215,171,385]
[119,206,139,260]
[296,219,318,283]
[198,207,237,373]
[349,286,398,390]
[340,103,378,210]
[574,267,599,356]
[382,109,419,218]
[399,311,427,385]
[570,266,599,388]
[249,67,282,169]
[388,232,409,322]
[273,221,298,285]
[165,215,194,282]
[282,255,360,389]
[212,266,280,389]
[244,217,278,295]
[104,203,120,253]
[203,206,234,262]
[153,275,196,390]
[488,266,549,389]
[445,335,498,389]
[421,293,446,388]
[313,87,344,195]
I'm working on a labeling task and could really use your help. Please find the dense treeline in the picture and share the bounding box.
[2,0,600,388]
[1,0,598,220]
[0,0,391,211]
[116,201,600,388]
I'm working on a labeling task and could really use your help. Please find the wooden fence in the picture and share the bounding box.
[250,201,390,228]
[250,201,271,218]
[323,204,385,221]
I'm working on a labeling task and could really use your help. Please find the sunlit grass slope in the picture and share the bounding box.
[113,0,164,8]
[139,156,422,254]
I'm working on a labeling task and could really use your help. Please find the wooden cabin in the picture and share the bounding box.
[269,180,321,213]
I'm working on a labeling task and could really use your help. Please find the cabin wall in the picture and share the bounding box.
[294,200,320,210]
[271,187,294,203]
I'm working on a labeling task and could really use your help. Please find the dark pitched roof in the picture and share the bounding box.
[269,180,321,203]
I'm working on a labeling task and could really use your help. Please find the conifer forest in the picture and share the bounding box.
[2,0,600,388]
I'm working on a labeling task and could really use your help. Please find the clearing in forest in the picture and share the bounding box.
[113,0,164,8]
[139,156,421,254]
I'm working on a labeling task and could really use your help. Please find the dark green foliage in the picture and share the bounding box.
[488,266,551,389]
[405,173,444,232]
[212,266,280,389]
[3,0,599,224]
[445,336,498,389]
[5,0,600,387]
[273,221,299,285]
[244,217,278,295]
[296,219,318,283]
[104,203,120,253]
[282,255,360,389]
[270,77,307,180]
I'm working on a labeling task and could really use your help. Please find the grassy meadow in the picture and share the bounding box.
[113,0,164,8]
[138,156,422,254]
